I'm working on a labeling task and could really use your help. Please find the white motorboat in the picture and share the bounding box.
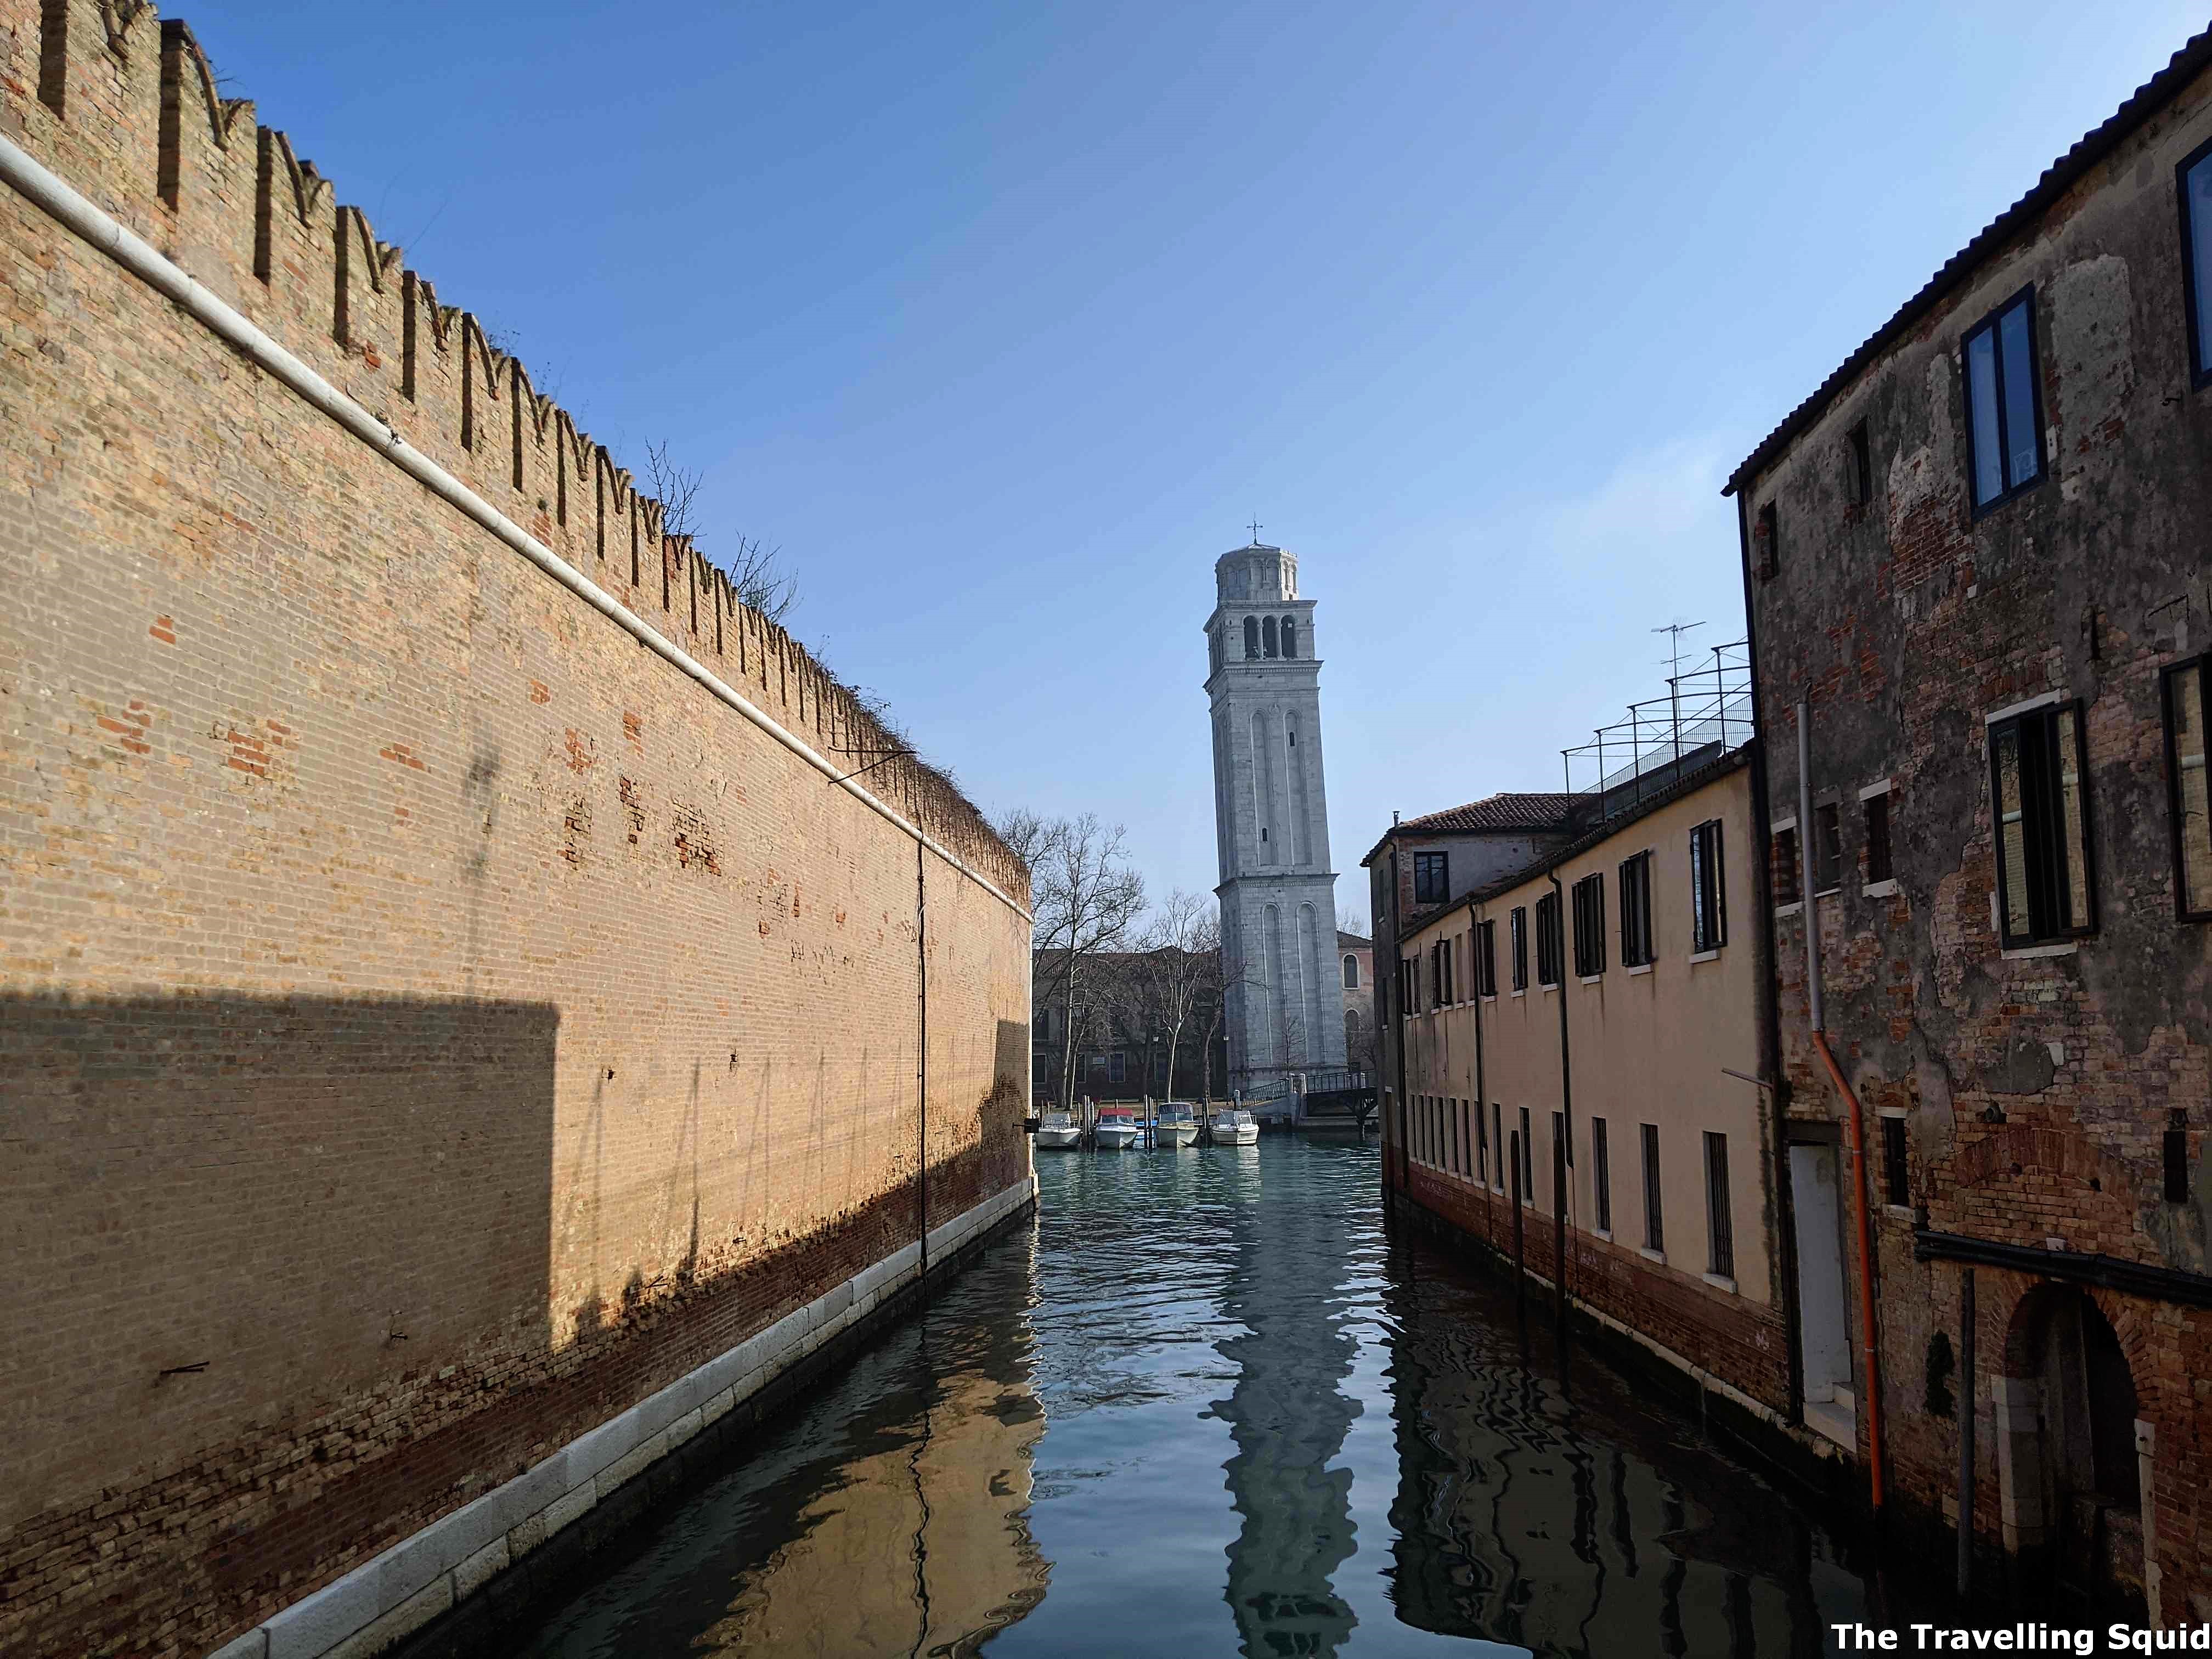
[1154,1103,1199,1147]
[1035,1110,1081,1149]
[1206,1107,1259,1146]
[1093,1109,1142,1150]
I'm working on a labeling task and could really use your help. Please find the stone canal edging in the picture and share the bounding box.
[206,1176,1040,1659]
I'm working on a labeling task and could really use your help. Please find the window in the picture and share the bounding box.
[1550,1111,1566,1207]
[1535,892,1562,987]
[1755,501,1779,581]
[1641,1124,1664,1252]
[1847,419,1873,507]
[1619,852,1654,967]
[1520,1107,1534,1203]
[1509,906,1528,991]
[2166,1111,2192,1205]
[1882,1115,1910,1209]
[2163,657,2212,919]
[1812,802,1842,894]
[1962,287,2046,512]
[1571,873,1606,977]
[2179,136,2212,389]
[1262,616,1278,658]
[1342,952,1360,989]
[1989,700,2095,947]
[1397,957,1415,1020]
[1280,617,1299,658]
[1491,1102,1504,1190]
[1865,789,1894,886]
[1413,851,1449,905]
[1771,822,1801,908]
[1476,1095,1490,1183]
[1108,1052,1125,1085]
[1691,819,1728,950]
[1476,919,1497,996]
[1592,1118,1612,1233]
[1243,616,1259,658]
[1704,1132,1734,1279]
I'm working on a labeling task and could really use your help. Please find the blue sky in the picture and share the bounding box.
[180,1,2208,928]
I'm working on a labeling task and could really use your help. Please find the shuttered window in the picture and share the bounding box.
[2165,658,2212,921]
[1571,873,1605,977]
[1989,701,2095,948]
[1619,851,1654,966]
[1691,819,1728,950]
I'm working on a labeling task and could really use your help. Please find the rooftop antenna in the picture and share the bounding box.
[1654,619,1705,765]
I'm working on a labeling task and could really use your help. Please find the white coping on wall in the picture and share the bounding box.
[201,1175,1039,1659]
[0,132,1028,926]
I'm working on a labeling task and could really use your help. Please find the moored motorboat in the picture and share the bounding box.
[1154,1103,1199,1147]
[1093,1109,1142,1150]
[1206,1107,1259,1146]
[1035,1110,1081,1149]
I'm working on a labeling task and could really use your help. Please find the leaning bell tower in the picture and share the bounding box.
[1204,534,1347,1105]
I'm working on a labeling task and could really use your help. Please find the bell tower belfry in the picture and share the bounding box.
[1204,535,1347,1105]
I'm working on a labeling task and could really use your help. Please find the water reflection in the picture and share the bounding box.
[507,1141,1907,1658]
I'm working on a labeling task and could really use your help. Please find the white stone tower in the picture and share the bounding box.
[1204,537,1347,1103]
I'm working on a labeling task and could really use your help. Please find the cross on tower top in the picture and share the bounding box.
[1247,517,1263,545]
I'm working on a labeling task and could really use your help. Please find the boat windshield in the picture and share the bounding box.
[1099,1112,1135,1124]
[1159,1107,1194,1122]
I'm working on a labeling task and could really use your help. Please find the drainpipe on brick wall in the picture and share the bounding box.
[1798,698,1885,1515]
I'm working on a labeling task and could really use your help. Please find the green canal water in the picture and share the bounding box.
[503,1137,1905,1657]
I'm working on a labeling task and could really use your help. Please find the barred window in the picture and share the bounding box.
[1641,1124,1664,1252]
[1704,1131,1734,1279]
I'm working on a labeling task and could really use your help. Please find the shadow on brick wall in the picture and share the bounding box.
[0,990,559,1541]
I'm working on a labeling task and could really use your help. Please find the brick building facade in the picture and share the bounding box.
[1728,25,2212,1620]
[0,6,1030,1656]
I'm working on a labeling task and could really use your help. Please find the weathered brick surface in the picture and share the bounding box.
[1739,48,2212,1618]
[0,5,1030,1655]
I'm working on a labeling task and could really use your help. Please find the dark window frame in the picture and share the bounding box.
[1691,818,1728,950]
[1988,698,2098,949]
[1864,788,1895,887]
[1592,1117,1612,1233]
[1535,891,1563,988]
[1846,418,1873,507]
[1882,1114,1910,1209]
[1509,906,1528,991]
[1413,850,1449,906]
[2162,654,2212,923]
[1812,801,1843,895]
[1755,500,1779,581]
[1619,850,1654,967]
[1571,872,1606,978]
[2178,132,2212,393]
[1641,1123,1663,1252]
[1704,1131,1734,1279]
[1960,284,2049,517]
[1475,918,1497,997]
[1520,1107,1534,1204]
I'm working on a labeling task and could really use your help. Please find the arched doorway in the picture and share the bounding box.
[1999,1286,2146,1609]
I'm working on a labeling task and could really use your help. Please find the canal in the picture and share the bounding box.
[501,1137,1904,1657]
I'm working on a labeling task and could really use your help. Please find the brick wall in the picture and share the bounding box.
[1738,48,2212,1618]
[0,5,1030,1655]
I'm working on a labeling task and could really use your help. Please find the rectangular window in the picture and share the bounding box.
[1691,819,1728,949]
[1847,419,1872,507]
[1619,851,1654,967]
[1962,287,2046,512]
[1641,1124,1664,1252]
[1704,1131,1734,1279]
[1476,1094,1490,1183]
[2164,657,2212,919]
[1882,1115,1910,1209]
[1571,873,1606,977]
[1812,802,1842,895]
[1535,892,1562,987]
[2180,136,2212,388]
[1755,500,1779,581]
[1109,1051,1125,1084]
[1772,823,1801,908]
[1492,1102,1504,1190]
[1413,850,1449,905]
[1865,789,1894,886]
[1520,1107,1534,1203]
[1509,906,1528,991]
[1476,919,1497,996]
[1989,699,2095,947]
[2167,1113,2192,1205]
[1592,1118,1612,1233]
[1550,1110,1566,1208]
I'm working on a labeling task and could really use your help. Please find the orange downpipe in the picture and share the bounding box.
[1813,1028,1885,1513]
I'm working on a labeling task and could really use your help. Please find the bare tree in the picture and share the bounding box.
[1336,901,1370,941]
[643,439,798,624]
[1192,910,1266,1105]
[1001,811,1147,1110]
[1124,890,1214,1103]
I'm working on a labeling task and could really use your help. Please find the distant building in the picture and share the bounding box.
[1726,24,2212,1615]
[1204,537,1349,1104]
[1030,946,1230,1105]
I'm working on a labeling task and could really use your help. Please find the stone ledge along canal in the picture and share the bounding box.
[495,1138,1917,1657]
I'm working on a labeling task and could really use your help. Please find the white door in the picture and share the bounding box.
[1790,1143,1850,1404]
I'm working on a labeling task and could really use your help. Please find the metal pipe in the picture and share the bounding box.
[0,134,1031,921]
[1801,698,1885,1515]
[1957,1268,1976,1600]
